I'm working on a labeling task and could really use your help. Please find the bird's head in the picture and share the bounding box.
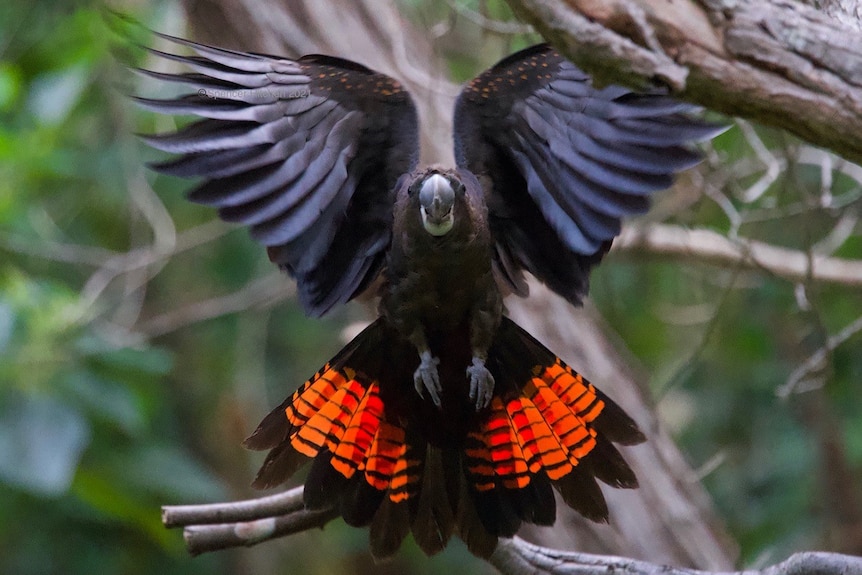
[416,172,457,236]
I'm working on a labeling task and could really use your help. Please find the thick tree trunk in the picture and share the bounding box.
[178,0,736,569]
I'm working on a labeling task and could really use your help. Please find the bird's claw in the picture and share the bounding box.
[414,351,442,407]
[467,357,495,411]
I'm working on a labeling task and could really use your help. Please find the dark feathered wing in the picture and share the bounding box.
[453,44,724,304]
[136,33,419,316]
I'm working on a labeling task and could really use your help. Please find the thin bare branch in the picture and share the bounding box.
[655,266,742,398]
[614,223,862,288]
[133,272,292,339]
[163,485,305,527]
[0,233,122,266]
[163,486,338,556]
[778,313,862,398]
[79,219,233,310]
[446,0,535,35]
[735,120,781,204]
[812,215,859,256]
[183,508,337,556]
[703,183,743,239]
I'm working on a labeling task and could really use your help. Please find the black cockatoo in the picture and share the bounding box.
[136,33,722,558]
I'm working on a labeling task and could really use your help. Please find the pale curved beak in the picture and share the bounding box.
[419,174,455,236]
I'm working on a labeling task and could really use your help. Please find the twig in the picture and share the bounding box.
[181,509,338,556]
[133,272,292,339]
[79,219,232,309]
[735,119,781,203]
[812,214,858,256]
[0,233,122,266]
[0,219,231,273]
[703,183,743,239]
[446,0,535,35]
[614,223,862,288]
[778,313,862,398]
[163,485,339,556]
[163,485,305,527]
[656,266,742,398]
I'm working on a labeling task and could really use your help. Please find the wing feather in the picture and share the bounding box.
[138,33,419,316]
[454,44,725,305]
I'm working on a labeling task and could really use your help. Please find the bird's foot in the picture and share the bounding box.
[414,350,442,408]
[467,357,495,411]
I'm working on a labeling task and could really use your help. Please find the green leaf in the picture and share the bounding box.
[71,468,178,551]
[0,301,13,353]
[105,444,227,502]
[77,335,174,378]
[0,392,91,495]
[0,62,22,112]
[26,65,89,126]
[62,371,146,436]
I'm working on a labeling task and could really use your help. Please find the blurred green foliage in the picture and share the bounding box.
[1,1,860,574]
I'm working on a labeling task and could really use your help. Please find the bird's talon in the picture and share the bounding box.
[466,357,494,411]
[414,352,442,408]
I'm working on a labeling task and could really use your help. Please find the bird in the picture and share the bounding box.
[135,33,723,559]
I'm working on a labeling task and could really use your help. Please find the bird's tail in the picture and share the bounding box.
[244,316,645,558]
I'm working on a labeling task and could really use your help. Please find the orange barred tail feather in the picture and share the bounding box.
[244,316,645,558]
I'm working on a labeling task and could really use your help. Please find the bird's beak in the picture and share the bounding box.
[419,174,455,236]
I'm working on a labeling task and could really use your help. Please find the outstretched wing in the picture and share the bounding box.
[453,44,723,304]
[136,33,419,316]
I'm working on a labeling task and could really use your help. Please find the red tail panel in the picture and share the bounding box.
[245,317,644,558]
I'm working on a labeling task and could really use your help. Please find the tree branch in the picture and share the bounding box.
[778,312,862,397]
[490,537,862,575]
[163,485,339,556]
[162,489,862,574]
[445,0,536,35]
[504,0,862,165]
[162,484,305,528]
[614,223,862,288]
[133,272,292,339]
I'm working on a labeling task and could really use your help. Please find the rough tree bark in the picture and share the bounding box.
[504,0,862,165]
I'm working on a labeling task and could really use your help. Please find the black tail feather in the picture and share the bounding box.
[370,497,411,559]
[454,475,498,558]
[587,434,639,489]
[341,478,386,527]
[250,442,307,490]
[554,471,609,523]
[591,391,646,446]
[410,446,455,555]
[304,450,349,510]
